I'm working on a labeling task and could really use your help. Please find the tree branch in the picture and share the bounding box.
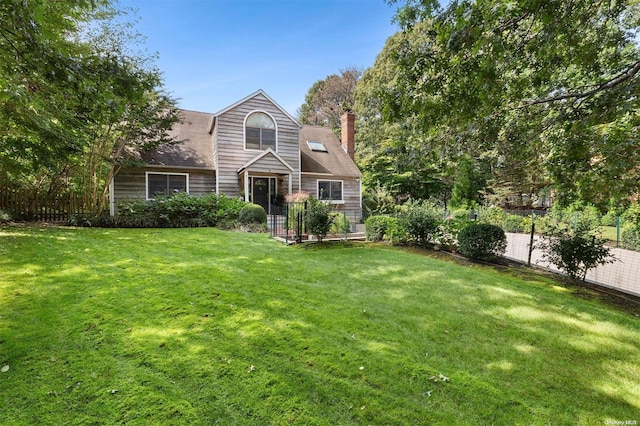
[522,60,640,107]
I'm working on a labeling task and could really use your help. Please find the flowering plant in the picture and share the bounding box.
[285,191,310,203]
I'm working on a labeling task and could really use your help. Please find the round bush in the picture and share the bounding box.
[457,223,507,261]
[305,199,334,242]
[403,208,439,246]
[239,203,267,225]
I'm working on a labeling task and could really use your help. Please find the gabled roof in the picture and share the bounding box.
[237,148,295,174]
[300,126,362,178]
[143,109,215,169]
[209,89,301,133]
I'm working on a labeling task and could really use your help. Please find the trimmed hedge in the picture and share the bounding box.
[365,215,394,242]
[69,193,247,228]
[457,223,507,261]
[239,203,267,225]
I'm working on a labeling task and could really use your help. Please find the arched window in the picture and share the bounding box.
[245,111,276,150]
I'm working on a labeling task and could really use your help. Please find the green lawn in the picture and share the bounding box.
[1,225,639,425]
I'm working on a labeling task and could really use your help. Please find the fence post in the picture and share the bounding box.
[285,204,289,245]
[343,212,348,241]
[616,216,621,248]
[573,212,578,232]
[527,211,535,267]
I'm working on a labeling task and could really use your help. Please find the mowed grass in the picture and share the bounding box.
[0,226,639,425]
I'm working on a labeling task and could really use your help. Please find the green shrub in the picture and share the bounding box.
[621,202,640,229]
[477,206,504,227]
[331,213,351,235]
[621,226,640,251]
[239,203,267,225]
[449,208,472,222]
[457,223,507,261]
[305,198,334,243]
[531,214,551,234]
[385,216,409,245]
[503,214,525,233]
[68,214,96,227]
[362,185,396,217]
[403,205,439,246]
[0,210,13,223]
[286,202,307,233]
[241,222,268,233]
[538,223,615,281]
[552,202,602,230]
[113,193,247,228]
[576,205,602,230]
[209,194,246,225]
[601,211,619,227]
[365,215,393,242]
[434,218,466,250]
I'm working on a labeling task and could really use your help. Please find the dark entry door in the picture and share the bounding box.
[252,177,270,213]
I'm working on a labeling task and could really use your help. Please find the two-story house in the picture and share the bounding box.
[110,90,362,220]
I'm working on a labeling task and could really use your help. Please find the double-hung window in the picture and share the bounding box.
[245,112,276,150]
[146,172,188,199]
[318,180,343,201]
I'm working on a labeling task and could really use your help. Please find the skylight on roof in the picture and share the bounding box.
[307,141,328,152]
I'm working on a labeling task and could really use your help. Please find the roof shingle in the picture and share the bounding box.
[143,110,215,169]
[300,126,361,178]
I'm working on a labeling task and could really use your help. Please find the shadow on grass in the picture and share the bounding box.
[1,226,639,424]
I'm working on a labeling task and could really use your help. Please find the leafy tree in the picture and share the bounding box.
[538,223,615,281]
[362,185,396,217]
[297,67,362,131]
[359,0,640,209]
[0,0,181,215]
[449,154,486,208]
[0,0,103,174]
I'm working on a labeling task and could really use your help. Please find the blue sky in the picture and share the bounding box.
[116,0,400,116]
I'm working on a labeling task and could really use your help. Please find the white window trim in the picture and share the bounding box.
[307,140,327,152]
[145,172,189,200]
[243,110,278,152]
[317,179,344,204]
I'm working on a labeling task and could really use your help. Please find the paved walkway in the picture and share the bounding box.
[504,233,640,297]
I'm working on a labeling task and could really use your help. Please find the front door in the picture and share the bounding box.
[251,177,275,213]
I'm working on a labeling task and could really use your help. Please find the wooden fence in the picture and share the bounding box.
[0,185,87,222]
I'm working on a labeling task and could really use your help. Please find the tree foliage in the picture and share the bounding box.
[0,0,180,214]
[538,223,615,281]
[356,0,640,210]
[305,197,334,243]
[297,67,362,131]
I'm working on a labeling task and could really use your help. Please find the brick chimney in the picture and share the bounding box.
[340,112,355,160]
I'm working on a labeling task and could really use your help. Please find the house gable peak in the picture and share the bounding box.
[211,89,301,129]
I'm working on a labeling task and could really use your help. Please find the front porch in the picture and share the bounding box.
[237,148,295,215]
